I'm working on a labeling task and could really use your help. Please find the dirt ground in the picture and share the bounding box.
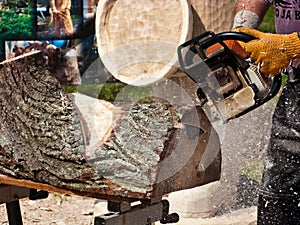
[0,193,96,225]
[0,192,257,225]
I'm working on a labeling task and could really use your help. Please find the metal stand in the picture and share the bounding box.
[0,185,49,225]
[6,200,23,225]
[1,185,179,225]
[94,198,179,225]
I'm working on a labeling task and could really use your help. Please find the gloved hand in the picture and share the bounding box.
[236,27,300,76]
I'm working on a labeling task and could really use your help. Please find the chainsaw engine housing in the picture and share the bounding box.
[178,31,282,122]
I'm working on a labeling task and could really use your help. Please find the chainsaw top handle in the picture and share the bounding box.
[184,31,255,49]
[177,31,255,71]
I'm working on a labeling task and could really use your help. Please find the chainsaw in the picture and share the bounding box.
[177,31,282,122]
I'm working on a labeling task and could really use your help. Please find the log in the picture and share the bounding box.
[95,0,235,87]
[0,51,221,201]
[96,0,193,86]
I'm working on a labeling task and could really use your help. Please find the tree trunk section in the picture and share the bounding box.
[0,52,221,201]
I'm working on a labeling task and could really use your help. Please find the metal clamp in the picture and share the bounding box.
[94,199,179,225]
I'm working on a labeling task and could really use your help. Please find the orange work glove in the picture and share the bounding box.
[236,27,300,76]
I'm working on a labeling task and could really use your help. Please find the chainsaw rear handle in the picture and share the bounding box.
[177,31,282,106]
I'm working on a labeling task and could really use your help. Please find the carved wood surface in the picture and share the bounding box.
[188,0,235,35]
[96,0,193,85]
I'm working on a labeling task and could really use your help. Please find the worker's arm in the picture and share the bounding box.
[233,0,300,76]
[233,0,272,29]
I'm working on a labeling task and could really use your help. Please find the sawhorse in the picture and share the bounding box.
[94,198,179,225]
[0,185,48,225]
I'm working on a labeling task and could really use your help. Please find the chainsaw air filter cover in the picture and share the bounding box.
[178,31,282,122]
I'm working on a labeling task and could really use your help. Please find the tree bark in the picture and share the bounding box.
[0,51,221,201]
